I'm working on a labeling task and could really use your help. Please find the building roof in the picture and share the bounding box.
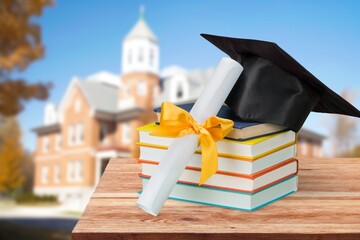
[76,79,119,113]
[299,128,326,142]
[155,67,215,107]
[186,68,215,99]
[33,74,145,132]
[87,71,120,87]
[32,123,60,134]
[160,65,187,79]
[124,18,157,43]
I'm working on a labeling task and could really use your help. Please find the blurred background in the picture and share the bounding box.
[0,0,359,239]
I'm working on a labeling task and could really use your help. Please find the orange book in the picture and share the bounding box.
[139,158,298,194]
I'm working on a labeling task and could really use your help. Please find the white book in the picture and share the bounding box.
[141,175,298,211]
[140,159,298,193]
[138,123,296,159]
[139,144,296,175]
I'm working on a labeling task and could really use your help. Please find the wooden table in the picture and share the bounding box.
[72,158,360,240]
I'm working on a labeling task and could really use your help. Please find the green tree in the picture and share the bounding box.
[0,0,53,116]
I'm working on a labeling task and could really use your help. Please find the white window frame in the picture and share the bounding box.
[68,125,75,146]
[41,165,49,184]
[138,47,144,63]
[76,123,84,145]
[149,48,154,66]
[68,124,84,146]
[301,141,308,155]
[75,160,83,182]
[67,160,83,183]
[55,134,62,151]
[54,164,61,184]
[128,49,132,64]
[137,80,147,96]
[67,161,75,182]
[42,137,49,153]
[122,122,131,144]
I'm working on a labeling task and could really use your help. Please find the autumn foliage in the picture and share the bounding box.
[0,0,53,115]
[0,117,24,194]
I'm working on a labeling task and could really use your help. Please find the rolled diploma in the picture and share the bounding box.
[137,57,243,216]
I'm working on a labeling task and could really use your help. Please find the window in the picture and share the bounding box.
[55,134,62,151]
[67,160,83,182]
[76,123,84,144]
[137,80,147,96]
[301,141,308,156]
[138,48,144,62]
[67,161,75,182]
[75,160,83,181]
[54,165,61,183]
[128,49,132,64]
[42,137,49,153]
[149,48,154,66]
[68,124,84,146]
[122,122,131,144]
[68,125,75,146]
[177,86,183,99]
[75,98,82,112]
[41,166,49,184]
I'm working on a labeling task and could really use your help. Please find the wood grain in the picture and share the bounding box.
[72,158,360,240]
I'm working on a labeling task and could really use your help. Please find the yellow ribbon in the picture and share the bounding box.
[150,102,234,185]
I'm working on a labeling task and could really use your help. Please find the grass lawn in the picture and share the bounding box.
[0,221,71,240]
[0,200,16,210]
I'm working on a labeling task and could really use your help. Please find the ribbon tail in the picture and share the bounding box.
[199,133,218,185]
[217,118,234,138]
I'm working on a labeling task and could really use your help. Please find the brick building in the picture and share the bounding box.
[32,13,159,209]
[297,128,325,158]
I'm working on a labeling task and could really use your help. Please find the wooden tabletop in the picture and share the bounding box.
[72,158,360,240]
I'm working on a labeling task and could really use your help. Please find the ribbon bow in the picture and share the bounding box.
[151,102,234,185]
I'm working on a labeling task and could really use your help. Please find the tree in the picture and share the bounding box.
[0,117,24,195]
[351,145,360,157]
[0,0,53,116]
[330,90,359,156]
[20,150,34,193]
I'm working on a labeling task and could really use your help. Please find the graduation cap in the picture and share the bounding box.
[201,34,360,132]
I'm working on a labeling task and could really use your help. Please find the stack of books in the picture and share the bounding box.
[137,104,298,211]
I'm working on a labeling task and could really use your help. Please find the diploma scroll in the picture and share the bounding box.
[137,57,243,216]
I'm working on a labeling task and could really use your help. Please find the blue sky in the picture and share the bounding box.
[18,0,360,152]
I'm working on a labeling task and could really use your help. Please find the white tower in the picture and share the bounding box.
[122,5,159,75]
[119,6,160,111]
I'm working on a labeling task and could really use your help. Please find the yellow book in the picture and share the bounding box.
[137,123,296,161]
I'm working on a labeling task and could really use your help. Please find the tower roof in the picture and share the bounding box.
[124,6,157,43]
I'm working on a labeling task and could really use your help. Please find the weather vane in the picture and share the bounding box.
[140,4,145,19]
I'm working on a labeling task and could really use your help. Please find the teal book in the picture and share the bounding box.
[140,175,298,211]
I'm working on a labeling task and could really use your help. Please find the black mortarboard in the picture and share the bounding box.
[201,34,360,132]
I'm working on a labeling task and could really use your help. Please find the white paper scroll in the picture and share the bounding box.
[137,57,243,216]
